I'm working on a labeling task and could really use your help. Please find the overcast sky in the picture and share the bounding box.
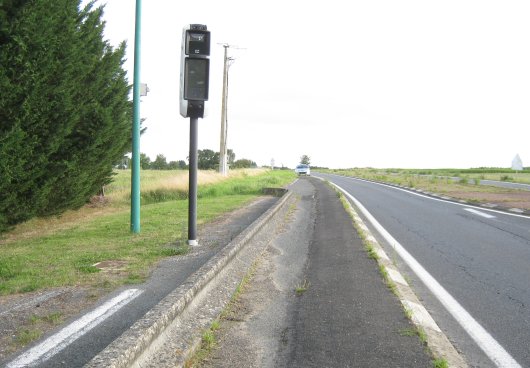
[92,0,530,169]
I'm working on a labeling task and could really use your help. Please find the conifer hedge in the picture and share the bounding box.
[0,0,132,232]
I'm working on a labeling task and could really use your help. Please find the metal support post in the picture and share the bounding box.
[188,117,199,246]
[130,0,142,233]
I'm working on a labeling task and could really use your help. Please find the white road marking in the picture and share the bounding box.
[7,288,143,368]
[330,181,522,368]
[464,208,496,219]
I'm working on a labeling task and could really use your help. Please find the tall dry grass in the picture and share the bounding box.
[1,169,267,244]
[107,168,266,204]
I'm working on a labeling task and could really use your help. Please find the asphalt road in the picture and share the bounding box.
[317,173,530,368]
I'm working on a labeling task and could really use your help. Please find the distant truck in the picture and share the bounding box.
[295,164,311,176]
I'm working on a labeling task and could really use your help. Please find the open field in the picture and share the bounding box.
[321,168,530,210]
[400,168,530,185]
[0,169,295,296]
[325,168,530,184]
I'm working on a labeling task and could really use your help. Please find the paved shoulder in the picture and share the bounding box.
[284,177,431,367]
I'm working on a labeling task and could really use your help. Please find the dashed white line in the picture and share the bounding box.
[330,181,522,368]
[464,208,496,219]
[7,288,143,368]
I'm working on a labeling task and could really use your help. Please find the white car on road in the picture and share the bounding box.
[295,164,311,176]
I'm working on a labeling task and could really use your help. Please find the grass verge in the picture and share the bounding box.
[0,169,295,296]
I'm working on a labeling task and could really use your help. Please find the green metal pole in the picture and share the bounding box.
[130,0,142,233]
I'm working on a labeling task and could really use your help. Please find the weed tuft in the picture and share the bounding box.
[432,358,449,368]
[210,319,221,331]
[15,329,42,346]
[202,330,216,349]
[45,312,63,325]
[398,328,417,337]
[295,279,310,295]
[365,243,379,260]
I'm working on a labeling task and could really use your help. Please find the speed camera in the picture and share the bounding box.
[180,24,210,118]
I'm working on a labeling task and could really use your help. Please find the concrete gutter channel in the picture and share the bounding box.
[85,189,292,368]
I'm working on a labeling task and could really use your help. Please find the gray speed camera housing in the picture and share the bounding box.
[180,24,210,118]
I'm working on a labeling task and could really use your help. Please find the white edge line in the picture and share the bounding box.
[330,181,522,368]
[7,288,143,368]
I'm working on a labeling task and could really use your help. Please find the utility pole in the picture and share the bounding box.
[219,44,230,176]
[218,44,241,176]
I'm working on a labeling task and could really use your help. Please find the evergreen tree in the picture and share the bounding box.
[0,0,131,231]
[0,0,74,227]
[41,3,131,214]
